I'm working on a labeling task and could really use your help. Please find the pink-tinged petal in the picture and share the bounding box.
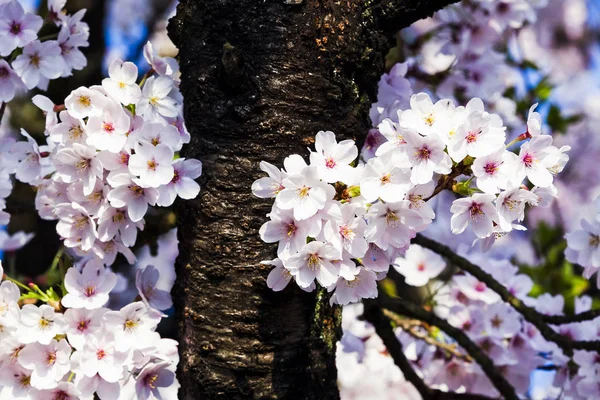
[266,266,292,291]
[451,212,469,234]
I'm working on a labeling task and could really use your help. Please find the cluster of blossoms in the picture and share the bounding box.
[0,255,180,399]
[21,42,201,265]
[253,88,568,304]
[0,39,199,397]
[339,246,600,399]
[0,0,89,102]
[385,0,549,127]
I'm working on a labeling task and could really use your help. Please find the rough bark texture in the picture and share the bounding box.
[168,1,457,399]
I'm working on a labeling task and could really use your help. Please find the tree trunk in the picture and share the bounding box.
[168,1,456,398]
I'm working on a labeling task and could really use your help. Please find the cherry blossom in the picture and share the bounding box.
[285,241,341,288]
[0,1,43,56]
[12,40,64,89]
[128,143,174,188]
[450,193,498,238]
[102,59,142,105]
[61,260,117,309]
[309,130,358,183]
[392,244,446,286]
[276,166,333,221]
[137,76,179,120]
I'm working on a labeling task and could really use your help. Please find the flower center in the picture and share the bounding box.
[423,113,435,126]
[469,203,484,219]
[490,315,503,329]
[298,185,310,197]
[415,145,431,161]
[73,215,89,230]
[385,210,399,226]
[417,263,426,272]
[325,157,336,169]
[151,137,160,146]
[113,211,125,223]
[96,349,106,360]
[466,131,479,143]
[54,391,69,400]
[147,159,158,171]
[380,173,391,185]
[30,54,41,67]
[145,373,159,389]
[286,223,297,237]
[522,152,535,167]
[69,126,83,140]
[0,67,8,78]
[10,345,24,362]
[84,285,96,297]
[503,198,519,212]
[77,319,89,332]
[9,22,22,35]
[589,235,600,248]
[46,351,57,365]
[171,170,181,184]
[474,281,487,292]
[124,319,137,331]
[102,122,115,133]
[18,374,30,388]
[76,159,91,172]
[77,95,91,107]
[484,162,497,175]
[339,225,355,241]
[307,254,322,271]
[129,185,145,198]
[120,152,130,165]
[39,317,51,329]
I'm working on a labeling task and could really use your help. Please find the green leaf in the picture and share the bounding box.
[533,77,553,101]
[380,278,398,298]
[546,104,583,134]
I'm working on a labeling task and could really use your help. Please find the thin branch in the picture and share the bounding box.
[424,160,469,202]
[368,0,461,41]
[383,309,473,363]
[412,234,600,356]
[363,300,501,400]
[542,309,600,325]
[377,297,518,400]
[0,102,6,126]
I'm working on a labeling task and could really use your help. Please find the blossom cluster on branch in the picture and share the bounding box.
[0,0,88,102]
[0,0,200,391]
[26,42,201,265]
[252,90,568,306]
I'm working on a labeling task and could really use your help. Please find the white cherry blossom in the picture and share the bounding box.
[309,130,357,183]
[128,143,174,188]
[392,244,446,286]
[102,59,141,105]
[61,260,117,309]
[450,193,498,238]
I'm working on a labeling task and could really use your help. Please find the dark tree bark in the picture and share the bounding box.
[168,1,457,399]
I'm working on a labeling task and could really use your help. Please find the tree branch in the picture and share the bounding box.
[542,309,600,325]
[376,297,518,400]
[363,300,502,400]
[382,309,473,363]
[0,102,6,127]
[368,0,461,41]
[412,234,600,356]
